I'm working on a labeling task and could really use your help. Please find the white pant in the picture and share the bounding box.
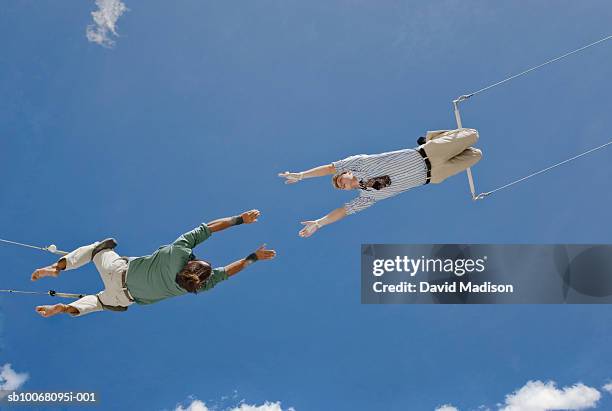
[63,242,134,317]
[422,128,483,184]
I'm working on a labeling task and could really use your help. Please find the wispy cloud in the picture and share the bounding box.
[0,363,29,398]
[175,399,295,411]
[86,0,128,48]
[233,403,294,411]
[437,379,605,411]
[499,380,601,411]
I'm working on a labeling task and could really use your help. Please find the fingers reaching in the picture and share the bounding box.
[278,171,302,184]
[299,222,318,238]
[260,250,276,260]
[255,244,276,260]
[241,209,261,224]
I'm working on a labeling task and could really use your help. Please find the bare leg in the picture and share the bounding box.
[33,240,121,318]
[31,259,66,281]
[35,304,79,318]
[31,239,115,281]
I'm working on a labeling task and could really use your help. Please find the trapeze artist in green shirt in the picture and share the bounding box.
[31,210,277,318]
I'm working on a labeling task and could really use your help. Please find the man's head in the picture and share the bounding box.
[332,171,358,190]
[176,260,212,293]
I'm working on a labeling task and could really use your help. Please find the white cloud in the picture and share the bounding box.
[175,399,209,411]
[232,402,294,411]
[175,399,295,411]
[0,364,29,398]
[436,405,459,411]
[602,383,612,394]
[86,0,128,48]
[500,380,601,411]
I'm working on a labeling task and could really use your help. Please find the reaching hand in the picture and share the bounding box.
[299,221,320,238]
[254,244,276,261]
[241,209,261,224]
[278,171,303,184]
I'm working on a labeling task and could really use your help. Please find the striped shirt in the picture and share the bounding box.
[332,148,427,214]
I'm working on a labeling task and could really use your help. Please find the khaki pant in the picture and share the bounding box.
[62,242,134,317]
[422,128,482,184]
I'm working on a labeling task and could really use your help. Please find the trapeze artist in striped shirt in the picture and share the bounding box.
[279,128,483,237]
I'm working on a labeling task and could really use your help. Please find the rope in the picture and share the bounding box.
[0,238,47,252]
[456,34,612,102]
[0,238,67,255]
[0,289,85,299]
[476,139,612,199]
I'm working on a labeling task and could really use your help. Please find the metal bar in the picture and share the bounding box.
[453,100,477,199]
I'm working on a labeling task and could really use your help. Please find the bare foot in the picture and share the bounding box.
[35,304,65,318]
[31,266,59,281]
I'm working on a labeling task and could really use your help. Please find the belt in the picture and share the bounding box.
[418,147,432,185]
[119,258,135,303]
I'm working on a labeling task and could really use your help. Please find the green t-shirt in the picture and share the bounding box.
[125,223,227,305]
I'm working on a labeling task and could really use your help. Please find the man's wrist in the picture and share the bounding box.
[232,215,244,225]
[245,253,258,265]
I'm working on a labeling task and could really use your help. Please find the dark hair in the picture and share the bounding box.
[360,175,391,190]
[176,260,212,293]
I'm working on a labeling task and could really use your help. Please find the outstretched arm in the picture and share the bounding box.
[207,209,261,233]
[174,210,261,250]
[278,164,336,184]
[224,244,276,277]
[299,207,347,238]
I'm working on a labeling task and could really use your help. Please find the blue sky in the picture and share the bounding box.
[1,1,612,410]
